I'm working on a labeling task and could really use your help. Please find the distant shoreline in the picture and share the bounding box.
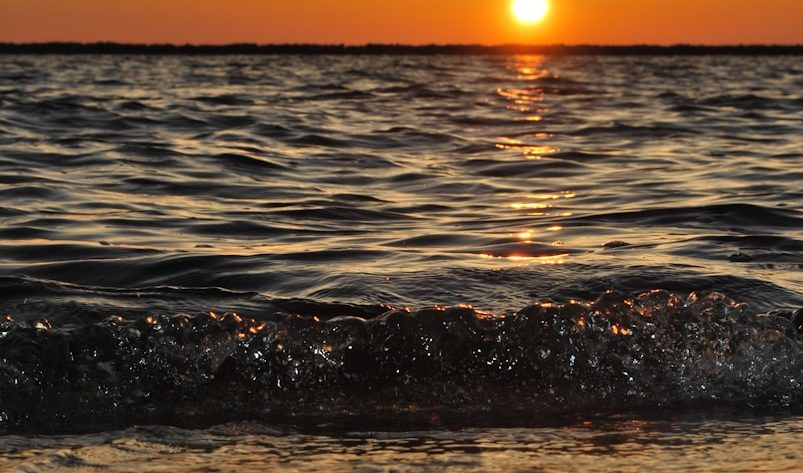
[1,43,802,55]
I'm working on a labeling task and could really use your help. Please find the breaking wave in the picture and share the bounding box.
[1,290,800,433]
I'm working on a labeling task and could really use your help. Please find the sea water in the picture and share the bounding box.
[0,54,801,470]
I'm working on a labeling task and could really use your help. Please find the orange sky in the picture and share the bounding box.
[1,0,801,45]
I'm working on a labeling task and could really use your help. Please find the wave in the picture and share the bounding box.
[0,290,800,433]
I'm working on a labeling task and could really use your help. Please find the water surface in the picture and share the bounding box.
[0,54,801,468]
[1,54,800,316]
[1,414,801,472]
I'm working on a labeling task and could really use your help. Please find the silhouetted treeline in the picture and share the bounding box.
[0,42,801,55]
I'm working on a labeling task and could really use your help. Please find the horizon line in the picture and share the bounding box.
[1,42,802,55]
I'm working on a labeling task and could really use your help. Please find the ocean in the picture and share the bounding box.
[0,53,801,471]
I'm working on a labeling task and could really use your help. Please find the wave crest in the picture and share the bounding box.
[1,290,801,433]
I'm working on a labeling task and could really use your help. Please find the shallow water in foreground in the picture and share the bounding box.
[0,53,802,467]
[1,415,801,472]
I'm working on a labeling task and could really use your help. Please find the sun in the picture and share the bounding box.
[511,0,549,24]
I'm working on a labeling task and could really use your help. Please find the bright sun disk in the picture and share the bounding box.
[512,0,549,24]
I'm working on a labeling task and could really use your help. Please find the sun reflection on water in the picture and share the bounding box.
[517,230,535,241]
[496,139,558,159]
[511,202,549,210]
[479,253,568,265]
[530,191,576,200]
[486,56,580,268]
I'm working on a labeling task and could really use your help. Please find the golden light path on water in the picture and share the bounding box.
[484,55,577,265]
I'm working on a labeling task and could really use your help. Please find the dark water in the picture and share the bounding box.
[0,54,801,469]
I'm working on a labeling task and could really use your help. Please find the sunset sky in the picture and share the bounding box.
[1,0,801,45]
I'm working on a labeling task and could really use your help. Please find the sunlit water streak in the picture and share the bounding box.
[0,54,801,468]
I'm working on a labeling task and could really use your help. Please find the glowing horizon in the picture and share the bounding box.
[0,0,801,46]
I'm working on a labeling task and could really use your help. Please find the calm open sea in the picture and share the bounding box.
[0,54,801,471]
